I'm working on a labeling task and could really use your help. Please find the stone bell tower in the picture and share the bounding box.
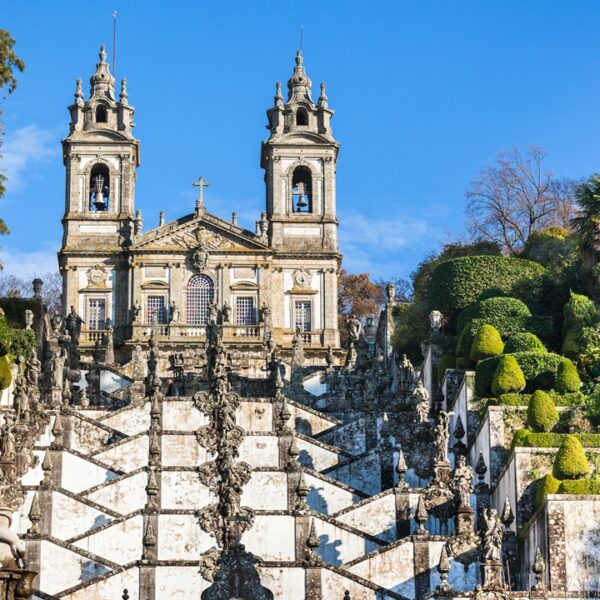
[261,50,340,251]
[59,45,140,333]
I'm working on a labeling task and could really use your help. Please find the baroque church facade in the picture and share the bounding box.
[59,46,341,358]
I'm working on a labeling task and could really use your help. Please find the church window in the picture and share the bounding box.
[295,300,312,332]
[146,295,167,324]
[95,105,108,123]
[186,275,214,325]
[89,164,110,211]
[88,298,106,330]
[296,107,308,126]
[292,167,312,213]
[236,296,256,325]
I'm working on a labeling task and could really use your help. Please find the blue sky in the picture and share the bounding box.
[2,1,600,280]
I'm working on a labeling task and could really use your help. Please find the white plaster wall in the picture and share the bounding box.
[162,434,209,467]
[94,435,149,471]
[492,453,517,533]
[242,514,295,561]
[327,451,381,496]
[315,518,381,564]
[85,471,148,515]
[162,400,207,430]
[21,449,45,486]
[258,566,305,600]
[51,492,113,539]
[296,437,339,471]
[289,401,337,436]
[241,471,288,510]
[155,566,210,598]
[305,473,357,515]
[68,567,139,600]
[161,471,213,509]
[61,452,119,493]
[238,435,279,468]
[100,405,150,436]
[237,402,273,432]
[335,492,396,542]
[74,515,143,564]
[157,514,214,560]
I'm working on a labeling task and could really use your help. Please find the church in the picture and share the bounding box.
[59,45,341,360]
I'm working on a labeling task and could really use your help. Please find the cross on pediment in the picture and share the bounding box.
[192,176,211,215]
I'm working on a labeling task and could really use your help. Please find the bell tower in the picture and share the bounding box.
[59,45,140,331]
[261,50,339,251]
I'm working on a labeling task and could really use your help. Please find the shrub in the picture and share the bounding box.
[470,325,504,362]
[0,317,10,357]
[563,291,597,334]
[469,315,552,344]
[456,326,473,358]
[9,329,36,361]
[492,355,526,396]
[511,430,600,448]
[456,297,531,337]
[504,332,546,354]
[534,473,560,512]
[455,356,472,369]
[526,390,559,432]
[476,351,564,397]
[561,327,581,358]
[523,227,577,269]
[428,256,545,313]
[0,356,11,390]
[437,354,456,382]
[556,358,581,393]
[557,479,600,495]
[491,391,585,408]
[553,435,589,479]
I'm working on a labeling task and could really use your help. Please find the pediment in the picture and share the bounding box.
[131,212,270,253]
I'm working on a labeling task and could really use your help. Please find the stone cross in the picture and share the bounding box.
[192,176,211,214]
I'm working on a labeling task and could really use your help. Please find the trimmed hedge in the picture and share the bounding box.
[512,429,600,449]
[553,435,589,479]
[504,332,546,354]
[457,297,531,337]
[437,354,456,382]
[476,351,564,397]
[428,255,545,313]
[526,390,559,432]
[490,391,585,407]
[470,325,504,362]
[0,356,11,390]
[492,355,525,396]
[556,358,580,393]
[534,473,560,512]
[557,479,600,495]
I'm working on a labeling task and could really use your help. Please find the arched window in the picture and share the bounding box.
[186,275,214,325]
[95,105,108,123]
[292,166,312,213]
[89,164,110,211]
[296,108,308,126]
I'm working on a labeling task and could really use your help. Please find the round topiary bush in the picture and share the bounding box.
[504,332,546,354]
[534,473,560,512]
[491,355,526,396]
[456,296,532,338]
[526,390,559,433]
[555,358,581,393]
[437,354,456,382]
[0,356,11,390]
[553,435,589,480]
[470,324,504,362]
[428,255,545,313]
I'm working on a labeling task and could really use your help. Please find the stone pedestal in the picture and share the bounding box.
[0,569,36,600]
[481,559,504,591]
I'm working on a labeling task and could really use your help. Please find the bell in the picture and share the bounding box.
[296,195,308,209]
[93,191,106,210]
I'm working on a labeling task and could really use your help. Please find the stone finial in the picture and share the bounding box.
[305,518,320,562]
[429,310,443,332]
[28,492,41,535]
[436,546,453,593]
[318,82,328,107]
[279,396,291,428]
[119,78,128,104]
[90,45,115,101]
[531,546,545,591]
[415,495,428,536]
[475,452,487,482]
[79,386,90,408]
[296,469,310,501]
[287,432,300,471]
[143,521,157,547]
[51,416,63,447]
[396,447,408,489]
[32,278,43,298]
[343,592,351,600]
[287,49,312,102]
[501,496,514,528]
[75,78,84,105]
[453,415,466,454]
[99,45,107,64]
[122,590,130,600]
[274,81,283,107]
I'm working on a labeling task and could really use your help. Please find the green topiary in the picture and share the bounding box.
[556,358,581,393]
[534,473,560,512]
[491,355,526,396]
[511,430,600,448]
[455,356,473,369]
[526,390,559,432]
[457,296,532,336]
[557,479,600,495]
[437,354,456,382]
[553,435,589,480]
[470,324,504,362]
[456,326,474,358]
[561,327,581,358]
[428,255,545,313]
[0,317,10,357]
[563,291,598,334]
[0,356,11,390]
[504,332,546,354]
[475,351,564,397]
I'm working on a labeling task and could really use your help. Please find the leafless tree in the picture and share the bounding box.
[466,146,578,254]
[0,271,62,313]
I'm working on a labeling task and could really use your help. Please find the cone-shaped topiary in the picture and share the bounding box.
[534,473,560,512]
[504,332,546,354]
[491,355,526,396]
[526,390,559,433]
[553,435,589,480]
[470,324,504,362]
[0,356,11,390]
[437,354,456,382]
[555,358,581,393]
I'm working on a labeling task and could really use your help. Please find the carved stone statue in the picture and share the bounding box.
[25,351,41,393]
[452,454,474,509]
[24,310,34,331]
[412,380,430,422]
[481,508,503,562]
[65,306,84,345]
[169,301,180,324]
[429,310,443,332]
[434,410,450,464]
[291,327,305,367]
[347,314,361,343]
[131,345,145,381]
[132,300,142,324]
[208,302,218,325]
[222,302,231,324]
[51,349,66,390]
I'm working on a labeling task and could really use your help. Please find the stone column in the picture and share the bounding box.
[413,538,431,598]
